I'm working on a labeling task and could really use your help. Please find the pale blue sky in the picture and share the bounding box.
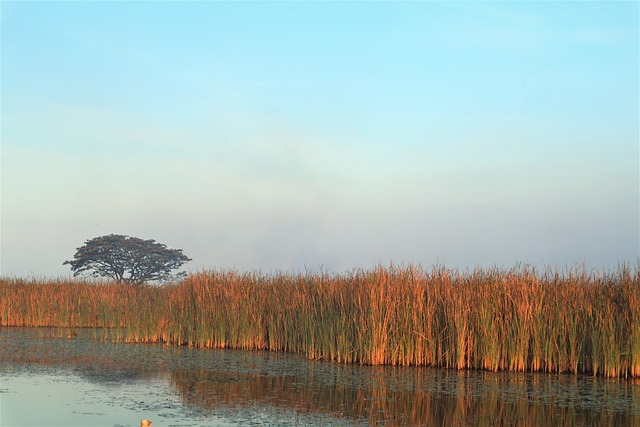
[1,1,638,277]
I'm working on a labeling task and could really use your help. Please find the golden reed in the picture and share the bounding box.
[1,264,638,378]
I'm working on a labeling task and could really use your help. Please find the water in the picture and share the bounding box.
[1,327,638,426]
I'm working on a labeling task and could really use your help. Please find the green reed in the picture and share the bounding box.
[1,264,638,377]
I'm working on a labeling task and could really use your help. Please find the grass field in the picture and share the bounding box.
[1,264,638,378]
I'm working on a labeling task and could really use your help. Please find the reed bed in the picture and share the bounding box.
[1,264,638,378]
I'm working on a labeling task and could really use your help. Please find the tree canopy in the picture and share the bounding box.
[63,234,191,285]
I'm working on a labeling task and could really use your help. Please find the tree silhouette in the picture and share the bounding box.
[64,234,191,285]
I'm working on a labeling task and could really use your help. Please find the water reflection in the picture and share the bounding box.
[170,364,639,426]
[1,327,638,426]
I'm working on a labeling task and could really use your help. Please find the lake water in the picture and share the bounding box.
[1,327,638,426]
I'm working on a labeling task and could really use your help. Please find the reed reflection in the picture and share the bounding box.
[169,362,639,426]
[2,327,638,426]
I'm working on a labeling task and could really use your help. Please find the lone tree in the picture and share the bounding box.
[64,234,192,285]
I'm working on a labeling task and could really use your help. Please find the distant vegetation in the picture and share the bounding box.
[1,264,638,378]
[63,234,191,285]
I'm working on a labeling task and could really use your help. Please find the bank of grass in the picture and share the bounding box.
[1,264,638,378]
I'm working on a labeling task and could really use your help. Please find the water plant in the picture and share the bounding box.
[1,264,638,378]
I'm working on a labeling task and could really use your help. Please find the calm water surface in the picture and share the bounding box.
[0,327,638,426]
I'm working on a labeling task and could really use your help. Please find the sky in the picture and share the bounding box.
[1,1,638,278]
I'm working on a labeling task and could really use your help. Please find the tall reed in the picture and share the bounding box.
[1,264,638,378]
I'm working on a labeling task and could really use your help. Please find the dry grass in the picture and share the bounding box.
[1,264,638,377]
